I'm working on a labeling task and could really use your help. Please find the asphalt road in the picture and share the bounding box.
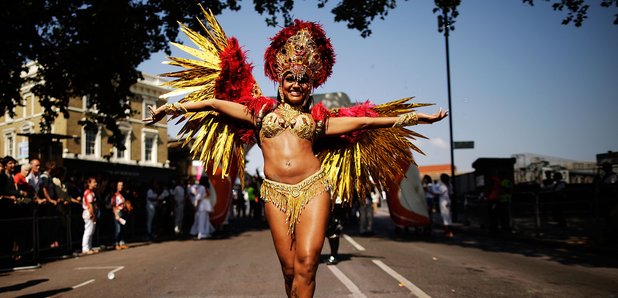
[1,208,617,297]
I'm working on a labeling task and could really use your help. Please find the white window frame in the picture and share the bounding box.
[113,124,132,162]
[20,93,34,117]
[20,122,34,134]
[142,98,156,121]
[3,129,16,157]
[81,125,101,158]
[83,95,98,112]
[141,128,158,165]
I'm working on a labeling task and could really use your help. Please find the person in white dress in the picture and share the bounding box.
[190,176,215,239]
[436,174,454,238]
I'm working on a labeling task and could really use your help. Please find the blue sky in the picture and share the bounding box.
[139,1,618,174]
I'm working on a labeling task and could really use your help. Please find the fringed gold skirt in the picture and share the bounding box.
[261,169,332,235]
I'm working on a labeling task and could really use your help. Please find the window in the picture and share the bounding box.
[142,98,156,121]
[82,126,101,157]
[83,95,98,111]
[113,128,131,161]
[3,131,16,157]
[144,136,154,161]
[141,128,158,164]
[20,122,34,134]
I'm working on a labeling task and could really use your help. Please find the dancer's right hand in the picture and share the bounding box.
[143,105,165,125]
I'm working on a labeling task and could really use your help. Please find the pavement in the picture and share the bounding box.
[373,204,617,255]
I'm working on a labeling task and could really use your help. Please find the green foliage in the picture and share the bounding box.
[523,0,618,26]
[0,0,237,148]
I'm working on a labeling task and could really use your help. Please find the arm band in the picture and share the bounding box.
[392,112,418,127]
[165,102,188,116]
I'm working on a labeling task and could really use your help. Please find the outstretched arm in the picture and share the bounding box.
[325,108,448,136]
[143,99,255,125]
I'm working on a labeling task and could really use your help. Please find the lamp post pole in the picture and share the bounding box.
[442,8,456,189]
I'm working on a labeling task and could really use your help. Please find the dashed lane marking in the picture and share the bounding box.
[327,265,367,298]
[75,266,125,279]
[72,279,95,289]
[343,234,365,251]
[372,260,431,298]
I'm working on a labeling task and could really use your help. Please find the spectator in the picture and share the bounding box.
[172,179,186,235]
[499,174,513,233]
[0,156,20,201]
[38,161,58,205]
[359,186,375,236]
[190,176,215,239]
[112,181,129,249]
[437,173,454,238]
[82,177,98,254]
[541,170,554,190]
[422,175,435,216]
[601,162,617,184]
[486,174,501,234]
[145,181,160,241]
[233,184,245,218]
[26,158,41,195]
[14,163,33,201]
[326,199,344,265]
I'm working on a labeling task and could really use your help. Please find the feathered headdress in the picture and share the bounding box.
[264,20,335,87]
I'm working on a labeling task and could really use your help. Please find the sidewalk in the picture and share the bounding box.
[375,204,617,254]
[449,218,618,255]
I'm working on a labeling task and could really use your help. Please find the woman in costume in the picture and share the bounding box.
[145,8,446,297]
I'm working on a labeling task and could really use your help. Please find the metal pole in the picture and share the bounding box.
[443,8,456,196]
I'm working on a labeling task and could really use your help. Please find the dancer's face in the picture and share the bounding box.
[281,73,312,106]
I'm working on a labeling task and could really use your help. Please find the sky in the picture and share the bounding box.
[138,1,618,175]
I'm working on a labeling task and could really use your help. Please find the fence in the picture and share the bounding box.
[0,199,177,270]
[456,183,617,245]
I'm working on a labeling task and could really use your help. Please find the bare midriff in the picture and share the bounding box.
[261,129,321,184]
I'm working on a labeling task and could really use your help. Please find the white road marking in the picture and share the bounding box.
[372,260,431,298]
[72,279,95,289]
[327,265,367,298]
[343,234,365,251]
[75,266,125,278]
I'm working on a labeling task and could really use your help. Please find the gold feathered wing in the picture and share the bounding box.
[159,6,263,187]
[316,97,433,205]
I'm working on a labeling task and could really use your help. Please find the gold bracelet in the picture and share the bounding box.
[165,102,187,116]
[393,112,418,128]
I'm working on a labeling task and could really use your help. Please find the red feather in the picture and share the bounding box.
[215,38,256,101]
[264,20,335,87]
[331,101,379,143]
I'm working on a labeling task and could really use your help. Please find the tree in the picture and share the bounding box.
[523,0,618,27]
[1,0,615,150]
[1,0,238,149]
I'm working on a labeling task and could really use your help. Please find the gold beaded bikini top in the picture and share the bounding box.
[260,103,316,141]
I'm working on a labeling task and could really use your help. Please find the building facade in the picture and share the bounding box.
[1,67,172,181]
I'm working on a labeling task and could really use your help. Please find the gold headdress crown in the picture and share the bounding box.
[264,20,335,88]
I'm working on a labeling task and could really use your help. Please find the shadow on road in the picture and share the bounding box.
[15,287,72,298]
[0,279,49,294]
[346,213,618,269]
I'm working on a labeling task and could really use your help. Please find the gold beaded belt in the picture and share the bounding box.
[261,169,331,235]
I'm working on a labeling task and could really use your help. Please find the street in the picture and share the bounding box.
[1,207,617,298]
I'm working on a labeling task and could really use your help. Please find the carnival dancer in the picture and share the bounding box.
[145,8,447,297]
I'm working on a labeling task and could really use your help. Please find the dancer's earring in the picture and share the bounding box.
[278,86,285,104]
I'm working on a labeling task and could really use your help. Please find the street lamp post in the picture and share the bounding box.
[442,7,456,187]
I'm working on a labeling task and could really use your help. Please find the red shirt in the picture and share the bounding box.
[82,189,96,210]
[112,192,125,210]
[14,173,27,186]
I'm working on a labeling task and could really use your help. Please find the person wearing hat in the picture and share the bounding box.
[145,10,447,297]
[0,156,20,201]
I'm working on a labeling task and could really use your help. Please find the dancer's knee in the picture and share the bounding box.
[294,253,319,281]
